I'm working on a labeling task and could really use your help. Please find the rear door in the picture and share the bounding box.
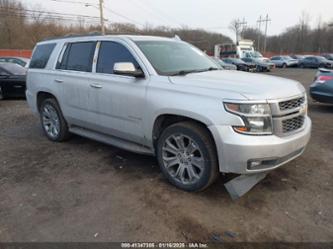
[55,41,97,128]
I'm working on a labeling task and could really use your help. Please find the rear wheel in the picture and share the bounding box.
[39,98,70,142]
[157,122,219,192]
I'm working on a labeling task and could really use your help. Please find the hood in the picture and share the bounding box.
[169,70,305,101]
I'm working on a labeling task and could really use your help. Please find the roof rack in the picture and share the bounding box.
[42,31,103,41]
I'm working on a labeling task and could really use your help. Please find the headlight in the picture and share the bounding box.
[224,103,273,135]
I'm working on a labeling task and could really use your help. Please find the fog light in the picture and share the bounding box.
[248,160,262,169]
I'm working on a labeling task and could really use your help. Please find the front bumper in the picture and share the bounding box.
[209,116,311,174]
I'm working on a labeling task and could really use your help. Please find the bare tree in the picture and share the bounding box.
[229,19,241,42]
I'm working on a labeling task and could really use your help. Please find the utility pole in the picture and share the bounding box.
[257,15,263,51]
[263,14,271,53]
[99,0,105,35]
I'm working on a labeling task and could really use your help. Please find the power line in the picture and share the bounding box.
[126,0,182,28]
[1,6,100,20]
[0,10,100,25]
[48,0,145,30]
[103,6,144,27]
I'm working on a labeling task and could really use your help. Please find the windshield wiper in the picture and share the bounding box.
[170,67,219,76]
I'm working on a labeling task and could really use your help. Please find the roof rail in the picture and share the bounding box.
[42,31,103,41]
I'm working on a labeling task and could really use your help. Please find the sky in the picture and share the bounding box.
[21,0,333,40]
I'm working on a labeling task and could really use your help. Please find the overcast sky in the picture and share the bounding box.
[21,0,333,40]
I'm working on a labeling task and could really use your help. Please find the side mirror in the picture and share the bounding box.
[113,62,145,78]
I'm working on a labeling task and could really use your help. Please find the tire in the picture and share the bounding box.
[282,63,287,68]
[39,98,70,142]
[157,121,219,192]
[0,86,4,100]
[300,64,304,68]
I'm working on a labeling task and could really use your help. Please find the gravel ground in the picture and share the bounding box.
[0,68,332,242]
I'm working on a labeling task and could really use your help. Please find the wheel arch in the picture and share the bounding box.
[36,91,59,112]
[151,113,217,156]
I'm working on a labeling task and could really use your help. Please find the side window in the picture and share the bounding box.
[96,41,140,74]
[59,42,96,72]
[30,43,56,69]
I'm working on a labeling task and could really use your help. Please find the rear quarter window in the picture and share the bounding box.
[29,43,56,69]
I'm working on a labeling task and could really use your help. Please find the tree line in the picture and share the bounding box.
[0,0,231,54]
[241,14,333,54]
[1,0,332,54]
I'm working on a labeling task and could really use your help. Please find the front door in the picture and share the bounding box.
[87,41,148,144]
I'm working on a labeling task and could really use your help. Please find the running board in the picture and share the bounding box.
[69,126,153,155]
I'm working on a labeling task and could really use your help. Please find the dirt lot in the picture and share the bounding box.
[0,68,332,242]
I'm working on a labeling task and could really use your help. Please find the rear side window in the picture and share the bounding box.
[58,42,96,72]
[30,43,56,69]
[96,41,139,74]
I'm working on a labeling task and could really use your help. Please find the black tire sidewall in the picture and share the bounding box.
[0,86,4,100]
[157,124,215,192]
[39,98,69,142]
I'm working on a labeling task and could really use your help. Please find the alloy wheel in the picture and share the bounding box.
[41,103,60,138]
[162,134,204,185]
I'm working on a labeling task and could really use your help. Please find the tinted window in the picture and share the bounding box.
[60,42,96,72]
[30,43,56,69]
[97,41,139,74]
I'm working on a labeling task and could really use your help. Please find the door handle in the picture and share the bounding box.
[90,83,103,89]
[54,79,63,83]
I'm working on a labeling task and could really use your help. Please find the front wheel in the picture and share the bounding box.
[39,98,70,142]
[157,122,219,192]
[282,63,287,68]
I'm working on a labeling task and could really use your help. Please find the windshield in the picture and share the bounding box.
[317,56,328,61]
[226,58,244,64]
[0,63,26,75]
[135,40,218,76]
[247,51,263,58]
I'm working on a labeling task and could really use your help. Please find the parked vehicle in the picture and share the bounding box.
[211,57,237,70]
[214,39,254,59]
[0,62,26,99]
[0,56,30,68]
[321,53,333,61]
[290,55,305,60]
[270,56,298,68]
[222,57,256,72]
[214,40,270,62]
[242,57,275,72]
[310,68,333,104]
[26,35,311,196]
[299,56,333,69]
[243,50,270,63]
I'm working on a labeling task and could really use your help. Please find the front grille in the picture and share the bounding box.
[282,116,304,133]
[279,97,305,111]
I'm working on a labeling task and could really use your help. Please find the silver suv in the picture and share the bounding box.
[26,35,311,196]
